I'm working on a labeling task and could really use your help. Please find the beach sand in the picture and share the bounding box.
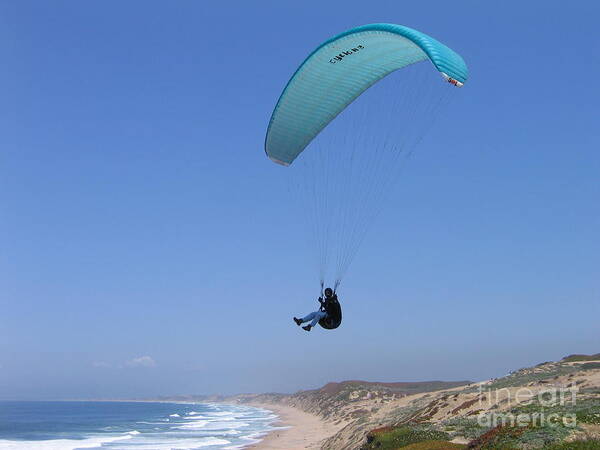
[248,403,340,450]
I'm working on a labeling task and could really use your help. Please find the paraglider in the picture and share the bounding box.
[294,287,342,332]
[265,23,468,330]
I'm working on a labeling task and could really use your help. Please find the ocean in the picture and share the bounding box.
[0,401,280,449]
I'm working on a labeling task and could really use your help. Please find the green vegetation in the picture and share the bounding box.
[562,354,600,363]
[441,417,488,440]
[514,425,571,448]
[546,440,600,449]
[401,441,466,449]
[467,424,572,449]
[488,366,578,390]
[362,425,451,449]
[438,390,600,448]
[577,410,600,425]
[511,395,600,426]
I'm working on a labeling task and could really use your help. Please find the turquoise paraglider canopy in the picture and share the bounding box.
[265,23,468,288]
[265,23,468,166]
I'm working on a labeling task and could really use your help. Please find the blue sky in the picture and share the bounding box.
[1,0,598,400]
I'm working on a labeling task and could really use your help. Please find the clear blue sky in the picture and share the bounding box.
[1,0,598,400]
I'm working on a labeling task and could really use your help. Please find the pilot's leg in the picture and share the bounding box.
[310,311,327,327]
[301,311,318,323]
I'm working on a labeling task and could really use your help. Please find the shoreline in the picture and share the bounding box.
[247,402,340,450]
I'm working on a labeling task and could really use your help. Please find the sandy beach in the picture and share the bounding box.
[248,403,340,450]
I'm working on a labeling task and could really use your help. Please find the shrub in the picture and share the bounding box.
[363,425,450,449]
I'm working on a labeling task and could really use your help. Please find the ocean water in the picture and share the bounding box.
[0,401,280,449]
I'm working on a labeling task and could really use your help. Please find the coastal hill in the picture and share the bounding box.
[150,353,600,449]
[234,354,600,449]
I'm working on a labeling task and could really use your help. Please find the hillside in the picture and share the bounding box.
[231,353,600,449]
